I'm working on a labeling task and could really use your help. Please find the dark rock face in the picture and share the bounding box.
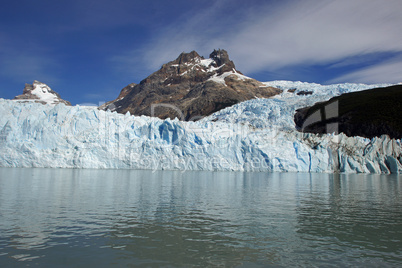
[294,85,402,139]
[101,49,281,120]
[297,90,313,96]
[22,83,33,94]
[209,49,236,74]
[14,80,71,106]
[99,83,136,110]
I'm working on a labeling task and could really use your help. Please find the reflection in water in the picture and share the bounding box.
[296,173,402,266]
[0,168,401,267]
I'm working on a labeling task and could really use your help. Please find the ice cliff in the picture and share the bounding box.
[0,81,401,173]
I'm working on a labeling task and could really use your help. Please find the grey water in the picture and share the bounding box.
[0,168,401,267]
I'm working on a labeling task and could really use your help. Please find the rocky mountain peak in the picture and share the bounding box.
[173,49,233,68]
[153,49,239,86]
[101,49,281,120]
[175,50,202,65]
[14,80,71,106]
[23,83,33,94]
[209,49,236,73]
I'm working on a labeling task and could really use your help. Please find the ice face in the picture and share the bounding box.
[0,81,400,173]
[202,81,392,129]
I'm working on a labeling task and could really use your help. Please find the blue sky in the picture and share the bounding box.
[0,0,401,105]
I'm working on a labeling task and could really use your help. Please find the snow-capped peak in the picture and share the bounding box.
[31,81,58,103]
[165,49,238,77]
[13,80,71,106]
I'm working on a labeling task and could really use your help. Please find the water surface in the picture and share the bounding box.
[0,168,401,267]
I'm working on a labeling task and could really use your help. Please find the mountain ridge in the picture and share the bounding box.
[100,49,282,120]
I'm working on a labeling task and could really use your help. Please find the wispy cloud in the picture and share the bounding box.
[0,34,62,99]
[328,56,402,84]
[0,34,60,85]
[111,0,241,77]
[0,53,59,84]
[225,0,402,73]
[114,0,402,83]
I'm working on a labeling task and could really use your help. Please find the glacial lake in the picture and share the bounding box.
[0,168,401,267]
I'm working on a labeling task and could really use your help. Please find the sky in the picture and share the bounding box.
[0,0,401,105]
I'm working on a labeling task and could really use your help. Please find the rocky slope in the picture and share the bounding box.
[100,49,281,120]
[99,83,136,110]
[294,85,402,139]
[14,80,71,106]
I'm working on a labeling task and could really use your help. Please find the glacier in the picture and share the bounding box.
[0,81,401,173]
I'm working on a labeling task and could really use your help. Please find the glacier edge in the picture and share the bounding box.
[0,95,401,174]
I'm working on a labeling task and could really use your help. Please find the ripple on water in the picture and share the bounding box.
[0,169,401,267]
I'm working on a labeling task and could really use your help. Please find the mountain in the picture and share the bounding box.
[13,80,71,106]
[99,83,136,110]
[100,49,281,120]
[294,85,402,139]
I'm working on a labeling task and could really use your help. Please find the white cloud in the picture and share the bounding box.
[117,0,402,83]
[112,0,236,74]
[328,57,402,84]
[225,0,402,73]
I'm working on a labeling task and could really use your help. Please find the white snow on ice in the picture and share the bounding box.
[0,81,400,173]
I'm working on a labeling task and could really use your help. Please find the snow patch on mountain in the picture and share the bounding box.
[207,70,252,86]
[31,82,58,103]
[198,58,214,68]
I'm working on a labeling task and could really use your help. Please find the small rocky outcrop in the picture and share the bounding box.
[99,83,136,110]
[14,80,71,106]
[297,90,313,96]
[101,49,281,120]
[294,85,402,139]
[209,49,236,74]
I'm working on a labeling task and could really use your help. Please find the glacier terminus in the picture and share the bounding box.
[0,81,401,174]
